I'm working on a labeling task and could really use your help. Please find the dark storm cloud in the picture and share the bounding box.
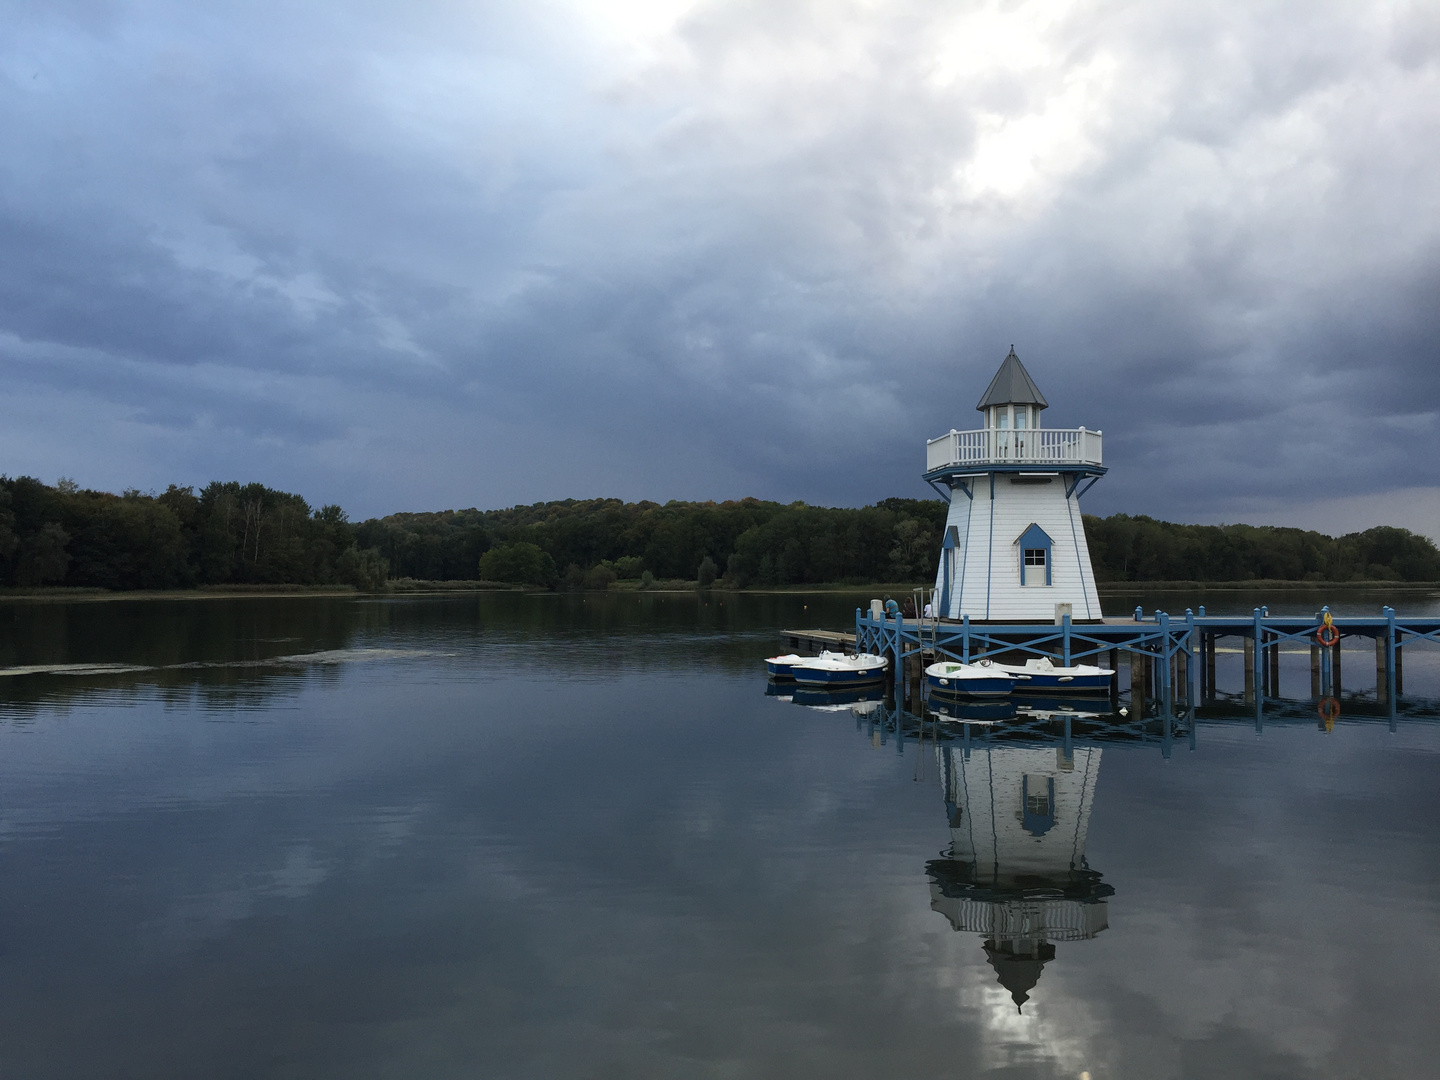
[1,0,1437,521]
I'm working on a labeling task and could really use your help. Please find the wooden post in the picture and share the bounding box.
[1269,637,1280,698]
[1376,636,1387,700]
[1243,636,1255,703]
[1109,648,1120,708]
[1129,650,1144,707]
[1332,638,1342,695]
[1311,644,1321,700]
[1396,632,1404,696]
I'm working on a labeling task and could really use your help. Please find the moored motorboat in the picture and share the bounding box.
[993,656,1114,692]
[764,653,808,679]
[791,651,889,687]
[925,658,1025,697]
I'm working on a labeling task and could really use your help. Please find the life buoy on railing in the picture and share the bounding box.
[1318,696,1340,730]
[1316,611,1339,648]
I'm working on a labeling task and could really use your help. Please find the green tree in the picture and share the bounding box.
[584,563,618,590]
[336,544,388,590]
[696,554,717,589]
[479,542,557,586]
[16,522,70,585]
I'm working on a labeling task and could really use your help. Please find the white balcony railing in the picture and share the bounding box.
[926,427,1103,472]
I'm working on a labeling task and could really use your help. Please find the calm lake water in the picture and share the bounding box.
[1,590,1438,1079]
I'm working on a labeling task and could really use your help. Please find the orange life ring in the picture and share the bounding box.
[1316,623,1339,647]
[1318,696,1340,729]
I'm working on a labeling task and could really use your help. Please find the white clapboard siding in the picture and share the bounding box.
[933,476,1102,621]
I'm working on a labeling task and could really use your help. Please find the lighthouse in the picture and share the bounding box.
[927,348,1105,622]
[927,742,1112,1012]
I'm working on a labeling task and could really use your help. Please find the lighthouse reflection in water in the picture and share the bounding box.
[927,738,1112,1012]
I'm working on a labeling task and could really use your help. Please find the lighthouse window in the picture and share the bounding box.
[1014,408,1027,429]
[1024,549,1046,566]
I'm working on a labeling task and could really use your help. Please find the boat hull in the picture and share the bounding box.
[792,665,886,687]
[926,675,1015,697]
[764,653,808,679]
[994,662,1114,692]
[1011,673,1111,691]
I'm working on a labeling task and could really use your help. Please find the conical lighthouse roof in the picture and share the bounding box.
[976,347,1049,412]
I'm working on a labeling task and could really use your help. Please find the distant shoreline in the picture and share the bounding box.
[1,578,1436,603]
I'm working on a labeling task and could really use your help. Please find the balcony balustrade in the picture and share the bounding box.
[926,427,1103,473]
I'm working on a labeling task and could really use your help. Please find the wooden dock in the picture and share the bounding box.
[780,628,856,653]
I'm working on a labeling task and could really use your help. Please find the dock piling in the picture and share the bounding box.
[1205,633,1216,701]
[1268,634,1280,698]
[1376,636,1387,700]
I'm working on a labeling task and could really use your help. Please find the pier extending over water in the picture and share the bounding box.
[841,605,1438,720]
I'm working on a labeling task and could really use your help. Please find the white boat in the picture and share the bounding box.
[991,656,1114,691]
[765,653,808,678]
[791,651,889,687]
[925,659,1025,697]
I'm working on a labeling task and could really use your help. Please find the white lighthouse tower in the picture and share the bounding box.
[928,348,1105,622]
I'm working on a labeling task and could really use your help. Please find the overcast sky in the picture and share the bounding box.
[2,0,1438,533]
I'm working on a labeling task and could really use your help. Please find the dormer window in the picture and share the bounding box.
[1015,523,1053,586]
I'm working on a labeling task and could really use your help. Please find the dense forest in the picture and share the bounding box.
[0,477,386,590]
[1083,514,1440,583]
[3,476,1438,591]
[354,496,947,587]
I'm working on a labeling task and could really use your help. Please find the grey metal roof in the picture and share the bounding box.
[975,347,1049,411]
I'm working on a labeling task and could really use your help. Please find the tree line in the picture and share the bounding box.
[0,477,386,590]
[1083,514,1440,583]
[354,497,948,587]
[4,476,1437,591]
